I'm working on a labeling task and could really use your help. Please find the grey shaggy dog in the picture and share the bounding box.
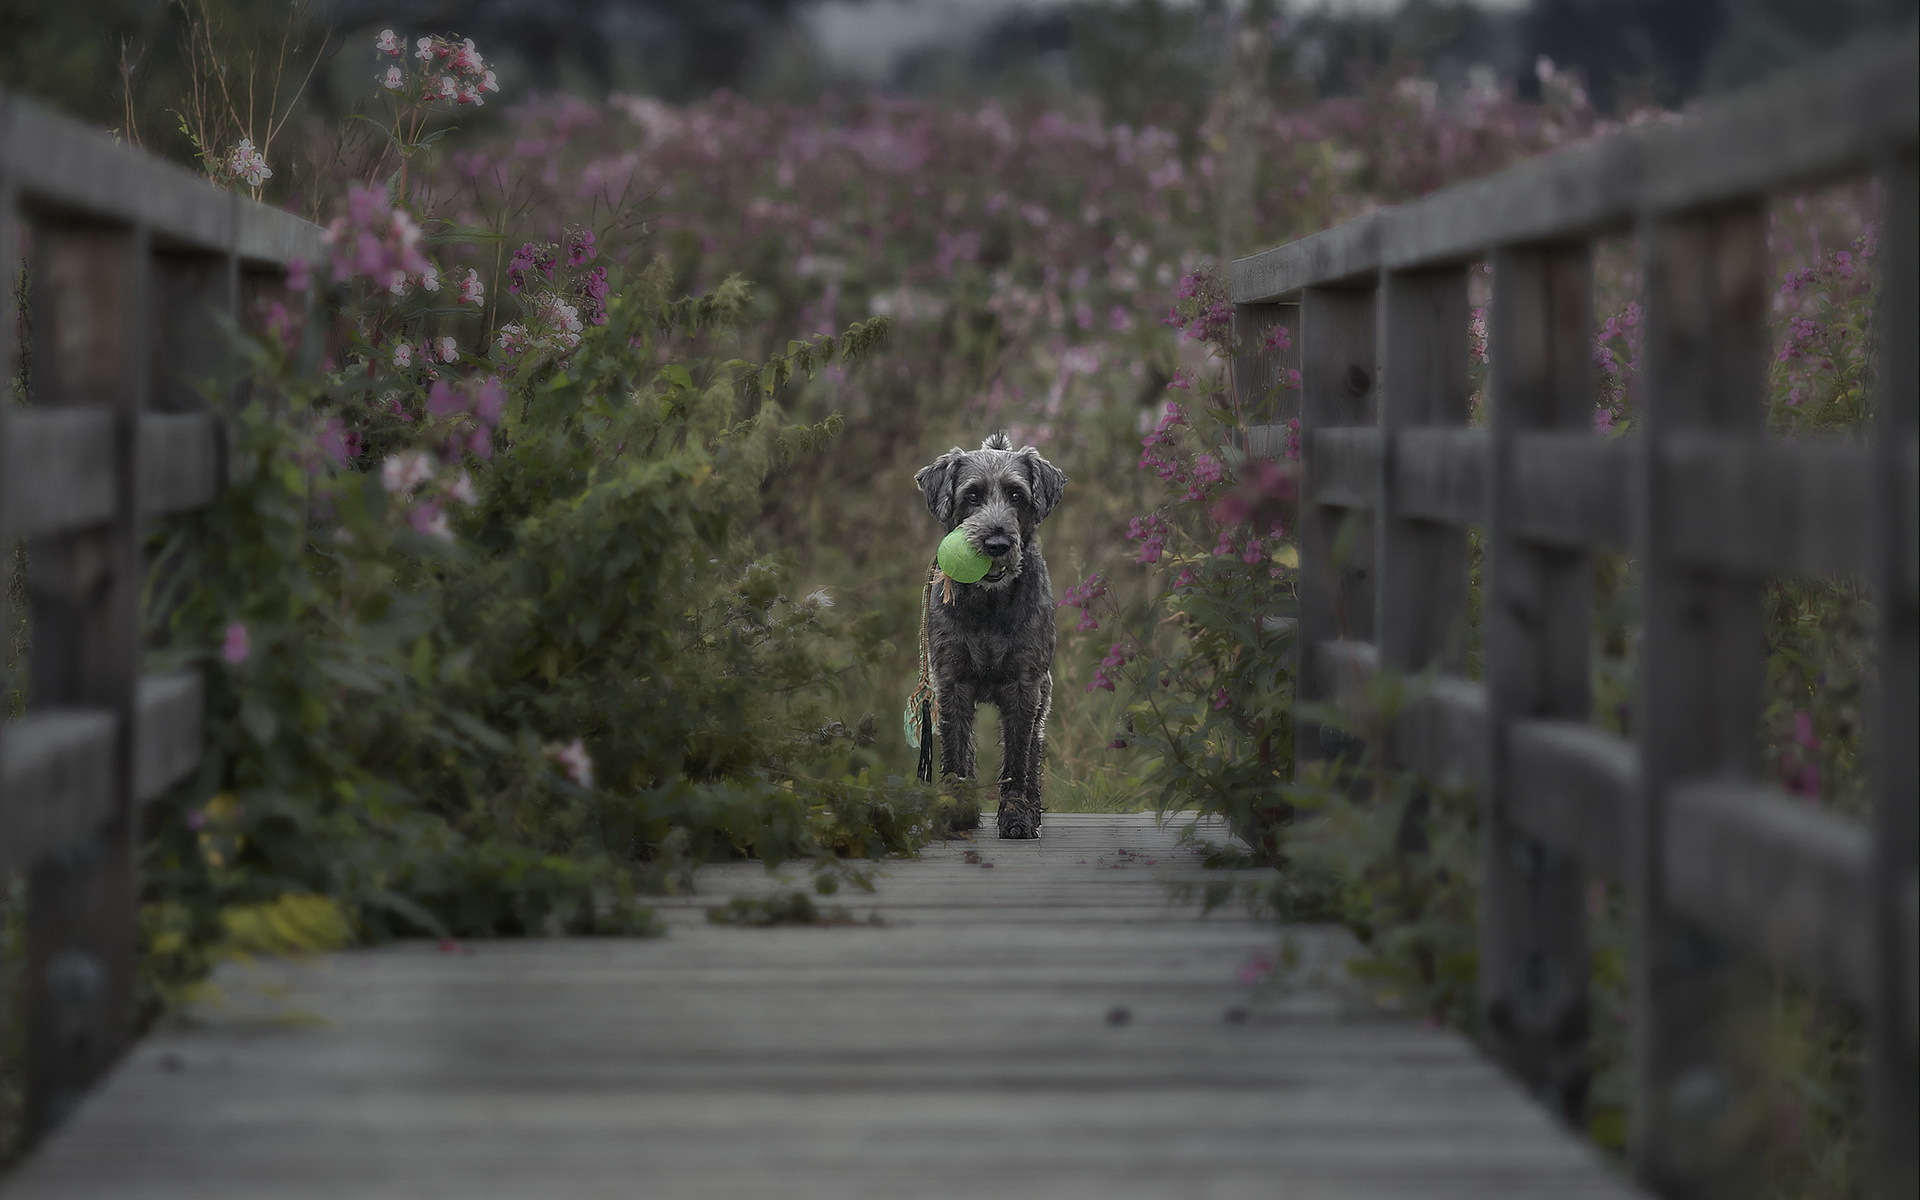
[915,432,1068,839]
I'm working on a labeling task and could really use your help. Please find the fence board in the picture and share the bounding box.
[134,671,206,804]
[1664,783,1870,1004]
[1867,149,1919,1200]
[1628,203,1771,1197]
[3,410,117,538]
[139,414,223,517]
[1478,242,1599,1121]
[1509,434,1630,549]
[1660,434,1885,578]
[1310,427,1381,508]
[1395,427,1487,526]
[0,710,117,875]
[1230,32,1918,303]
[1507,721,1634,884]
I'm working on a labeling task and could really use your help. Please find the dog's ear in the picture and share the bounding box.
[1018,448,1067,520]
[915,448,968,527]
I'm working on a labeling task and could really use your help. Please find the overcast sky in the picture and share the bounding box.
[802,0,1530,78]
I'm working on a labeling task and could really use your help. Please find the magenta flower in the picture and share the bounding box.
[220,622,251,665]
[1212,687,1232,711]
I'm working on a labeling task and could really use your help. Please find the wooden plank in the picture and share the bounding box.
[1388,675,1486,787]
[1867,150,1919,1200]
[1663,783,1870,1004]
[1509,434,1630,550]
[1230,301,1298,427]
[21,223,147,1140]
[1294,287,1377,774]
[1375,266,1471,676]
[1478,241,1598,1122]
[1507,721,1634,885]
[0,815,1652,1200]
[1394,427,1487,527]
[1309,426,1381,508]
[0,87,322,267]
[1659,433,1896,579]
[1230,32,1917,302]
[2,410,115,538]
[134,671,204,804]
[1627,203,1771,1197]
[138,415,222,517]
[0,709,117,875]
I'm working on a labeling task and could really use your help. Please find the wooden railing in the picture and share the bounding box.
[1230,35,1917,1200]
[0,89,322,1136]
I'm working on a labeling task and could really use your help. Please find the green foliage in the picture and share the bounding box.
[706,891,861,927]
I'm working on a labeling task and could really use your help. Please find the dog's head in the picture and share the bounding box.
[915,432,1067,589]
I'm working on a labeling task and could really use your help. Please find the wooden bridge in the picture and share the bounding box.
[2,34,1917,1200]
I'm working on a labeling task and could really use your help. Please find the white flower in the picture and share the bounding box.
[380,451,434,493]
[448,470,478,505]
[416,36,435,62]
[497,323,527,355]
[376,29,402,56]
[804,588,834,608]
[547,739,594,788]
[391,342,413,369]
[380,65,404,90]
[456,268,484,306]
[435,336,458,363]
[418,263,440,292]
[227,138,272,187]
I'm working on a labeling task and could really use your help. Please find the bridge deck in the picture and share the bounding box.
[1,813,1644,1199]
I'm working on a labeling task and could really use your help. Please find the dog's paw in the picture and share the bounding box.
[996,799,1042,840]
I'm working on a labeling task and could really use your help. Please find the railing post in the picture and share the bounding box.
[1375,265,1471,682]
[1231,300,1298,434]
[1867,149,1918,1200]
[1630,203,1770,1198]
[21,222,149,1135]
[1479,243,1595,1120]
[1294,285,1376,769]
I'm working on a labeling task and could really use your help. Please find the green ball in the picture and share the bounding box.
[937,527,993,584]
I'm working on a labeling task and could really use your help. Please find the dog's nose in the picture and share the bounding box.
[982,534,1013,558]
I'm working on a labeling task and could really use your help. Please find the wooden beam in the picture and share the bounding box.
[1663,782,1870,1004]
[1230,32,1917,302]
[1395,427,1487,527]
[1509,434,1631,550]
[2,410,115,537]
[1294,287,1378,773]
[134,671,205,804]
[139,415,223,517]
[1478,241,1600,1122]
[1309,427,1381,509]
[0,88,322,267]
[0,709,117,875]
[1508,720,1634,884]
[1867,149,1919,1200]
[1628,202,1772,1197]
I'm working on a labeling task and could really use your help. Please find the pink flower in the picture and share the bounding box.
[1171,567,1197,590]
[472,376,507,427]
[407,500,452,540]
[567,229,598,266]
[221,622,251,665]
[381,451,434,493]
[392,342,414,369]
[285,256,311,292]
[376,28,402,56]
[1236,951,1272,983]
[317,417,361,467]
[380,65,404,90]
[456,268,484,305]
[1212,687,1232,711]
[1167,370,1192,390]
[435,336,458,363]
[1240,539,1264,565]
[1792,710,1820,750]
[1261,324,1291,352]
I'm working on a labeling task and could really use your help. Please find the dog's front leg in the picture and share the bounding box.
[937,683,979,781]
[994,677,1045,839]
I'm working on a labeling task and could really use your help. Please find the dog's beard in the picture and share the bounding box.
[957,510,1022,589]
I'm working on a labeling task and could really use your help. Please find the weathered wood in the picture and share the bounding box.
[2,410,115,538]
[0,815,1652,1200]
[1663,783,1870,1004]
[1478,242,1598,1122]
[1311,639,1485,787]
[1229,33,1917,303]
[137,415,223,517]
[1509,434,1630,549]
[0,711,117,876]
[1628,203,1771,1199]
[1310,426,1381,508]
[1230,301,1298,427]
[21,223,147,1139]
[1394,427,1486,527]
[1375,266,1471,678]
[1507,721,1634,884]
[1658,433,1899,579]
[1867,150,1919,1200]
[1294,287,1377,772]
[134,671,205,804]
[0,88,323,268]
